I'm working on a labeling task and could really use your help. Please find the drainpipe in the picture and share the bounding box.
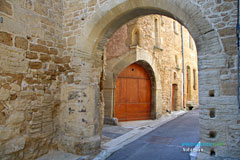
[237,0,240,109]
[181,25,185,110]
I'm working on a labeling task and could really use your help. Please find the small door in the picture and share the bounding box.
[114,63,151,121]
[172,84,177,111]
[187,66,191,100]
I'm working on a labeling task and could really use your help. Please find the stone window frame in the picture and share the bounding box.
[189,34,194,50]
[174,72,177,80]
[154,16,160,47]
[131,27,140,46]
[160,15,164,27]
[186,65,192,100]
[172,20,179,34]
[193,68,197,90]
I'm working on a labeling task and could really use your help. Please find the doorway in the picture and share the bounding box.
[172,84,177,111]
[114,63,151,121]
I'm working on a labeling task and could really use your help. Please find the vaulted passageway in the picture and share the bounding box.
[60,0,239,159]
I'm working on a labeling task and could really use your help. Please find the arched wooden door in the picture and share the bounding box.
[114,63,151,121]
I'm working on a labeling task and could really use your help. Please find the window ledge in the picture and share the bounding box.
[130,45,139,49]
[154,46,163,51]
[175,67,181,71]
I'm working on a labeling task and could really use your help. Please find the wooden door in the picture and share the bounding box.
[172,84,177,111]
[114,63,151,121]
[187,66,191,100]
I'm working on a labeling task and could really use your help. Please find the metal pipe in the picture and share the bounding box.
[181,25,185,110]
[237,0,240,109]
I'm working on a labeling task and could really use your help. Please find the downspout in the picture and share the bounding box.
[237,0,240,109]
[181,25,185,110]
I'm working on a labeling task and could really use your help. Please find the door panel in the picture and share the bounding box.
[138,79,151,103]
[126,78,139,103]
[114,63,151,121]
[172,84,177,111]
[114,104,127,121]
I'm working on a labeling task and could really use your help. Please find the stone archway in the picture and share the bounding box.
[59,0,239,159]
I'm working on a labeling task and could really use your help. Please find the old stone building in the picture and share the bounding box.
[103,15,199,123]
[0,0,239,160]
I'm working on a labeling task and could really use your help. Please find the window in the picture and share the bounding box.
[193,69,197,90]
[175,55,178,66]
[173,20,179,34]
[187,66,191,100]
[189,34,193,50]
[154,18,160,47]
[132,28,140,46]
[160,16,164,26]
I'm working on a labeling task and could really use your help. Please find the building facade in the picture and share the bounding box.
[103,15,199,123]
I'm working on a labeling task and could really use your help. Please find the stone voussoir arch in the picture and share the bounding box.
[77,0,221,57]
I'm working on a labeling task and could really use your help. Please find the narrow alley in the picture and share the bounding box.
[107,109,199,160]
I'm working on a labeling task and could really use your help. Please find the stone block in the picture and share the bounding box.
[34,1,48,16]
[49,48,58,55]
[58,65,65,72]
[0,47,28,73]
[0,31,13,46]
[6,111,25,125]
[68,36,76,46]
[29,61,42,69]
[0,0,12,16]
[53,56,63,64]
[37,39,46,46]
[4,136,26,154]
[0,112,6,125]
[26,51,38,59]
[15,36,28,50]
[41,17,54,26]
[30,44,49,54]
[218,27,235,37]
[0,127,20,141]
[53,56,70,64]
[10,83,21,92]
[220,80,237,96]
[213,2,233,12]
[221,37,237,53]
[40,54,51,62]
[88,0,97,7]
[0,88,10,100]
[104,117,118,125]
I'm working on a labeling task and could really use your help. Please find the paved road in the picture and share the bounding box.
[107,109,199,160]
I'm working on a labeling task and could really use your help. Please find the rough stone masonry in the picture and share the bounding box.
[0,0,240,160]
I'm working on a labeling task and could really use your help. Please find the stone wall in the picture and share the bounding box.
[0,0,64,159]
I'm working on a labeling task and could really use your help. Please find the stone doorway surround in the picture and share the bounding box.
[103,47,158,124]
